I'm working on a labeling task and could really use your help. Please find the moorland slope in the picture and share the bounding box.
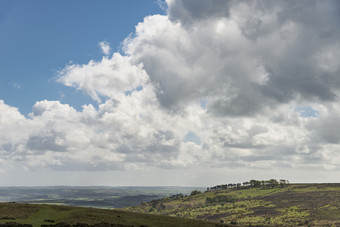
[0,202,226,227]
[126,182,340,226]
[1,182,340,226]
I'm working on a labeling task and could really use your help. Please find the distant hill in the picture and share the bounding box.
[125,182,340,226]
[0,186,205,209]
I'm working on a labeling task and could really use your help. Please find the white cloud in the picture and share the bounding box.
[58,53,149,102]
[99,41,111,55]
[1,0,340,185]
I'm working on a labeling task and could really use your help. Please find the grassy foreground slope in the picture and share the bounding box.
[0,202,226,227]
[125,183,340,226]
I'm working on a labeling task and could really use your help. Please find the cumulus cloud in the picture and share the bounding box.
[99,41,111,55]
[1,0,340,184]
[58,53,149,102]
[125,0,340,116]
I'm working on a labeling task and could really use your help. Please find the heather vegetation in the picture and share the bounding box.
[0,203,223,227]
[1,181,340,226]
[126,180,340,226]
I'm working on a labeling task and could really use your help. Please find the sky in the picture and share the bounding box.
[0,0,340,186]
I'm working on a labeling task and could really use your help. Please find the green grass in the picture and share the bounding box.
[228,187,287,199]
[0,202,39,219]
[4,206,74,227]
[0,203,226,227]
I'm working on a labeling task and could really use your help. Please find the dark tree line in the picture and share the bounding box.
[206,179,289,192]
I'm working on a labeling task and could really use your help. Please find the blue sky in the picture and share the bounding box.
[0,0,164,115]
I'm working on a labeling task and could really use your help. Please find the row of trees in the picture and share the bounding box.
[207,179,289,191]
[249,179,289,188]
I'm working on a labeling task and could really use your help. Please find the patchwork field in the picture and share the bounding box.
[0,186,204,209]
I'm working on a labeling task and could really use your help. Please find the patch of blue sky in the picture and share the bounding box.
[125,86,143,96]
[0,0,165,115]
[295,106,319,118]
[183,131,201,145]
[57,85,98,111]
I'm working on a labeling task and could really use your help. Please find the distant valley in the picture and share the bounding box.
[0,186,205,208]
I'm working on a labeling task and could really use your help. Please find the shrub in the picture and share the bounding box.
[205,195,237,204]
[190,190,201,196]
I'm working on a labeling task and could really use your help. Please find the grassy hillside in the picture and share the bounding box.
[125,183,340,226]
[0,202,226,227]
[2,183,340,226]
